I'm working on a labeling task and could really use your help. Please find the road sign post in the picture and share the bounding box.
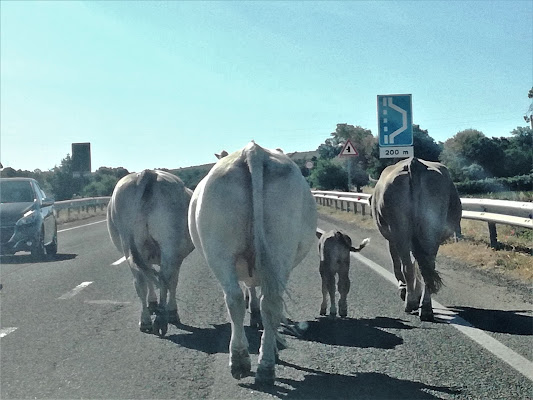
[377,94,413,159]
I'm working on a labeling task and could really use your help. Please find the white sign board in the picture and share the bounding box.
[379,146,414,159]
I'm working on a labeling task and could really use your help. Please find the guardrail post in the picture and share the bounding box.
[361,204,366,217]
[488,222,498,248]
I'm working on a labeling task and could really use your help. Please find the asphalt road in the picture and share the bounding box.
[1,215,531,399]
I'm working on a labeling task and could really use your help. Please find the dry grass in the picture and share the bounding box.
[317,205,533,285]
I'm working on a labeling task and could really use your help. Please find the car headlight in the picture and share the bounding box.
[17,210,38,226]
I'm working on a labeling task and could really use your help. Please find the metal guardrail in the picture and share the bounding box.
[54,197,110,219]
[312,190,532,249]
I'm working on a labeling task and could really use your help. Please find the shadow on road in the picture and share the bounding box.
[241,360,462,399]
[448,306,532,335]
[165,322,262,355]
[166,316,412,355]
[0,253,77,264]
[285,316,410,349]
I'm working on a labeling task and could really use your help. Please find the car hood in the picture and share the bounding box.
[0,202,35,225]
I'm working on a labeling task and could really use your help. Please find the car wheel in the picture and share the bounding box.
[31,229,46,260]
[45,229,58,256]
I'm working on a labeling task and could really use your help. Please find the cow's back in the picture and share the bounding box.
[372,157,461,246]
[108,170,194,261]
[189,142,317,285]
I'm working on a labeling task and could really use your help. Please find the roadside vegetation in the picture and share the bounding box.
[1,121,531,200]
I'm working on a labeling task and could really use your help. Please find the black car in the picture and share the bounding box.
[0,178,58,259]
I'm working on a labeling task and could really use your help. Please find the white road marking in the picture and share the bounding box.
[58,219,106,233]
[111,256,126,266]
[84,300,131,305]
[351,252,533,382]
[58,281,93,300]
[0,327,17,338]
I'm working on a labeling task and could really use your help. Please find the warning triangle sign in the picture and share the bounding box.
[339,140,358,157]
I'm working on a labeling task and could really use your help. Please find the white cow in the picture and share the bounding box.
[107,169,194,336]
[189,141,317,385]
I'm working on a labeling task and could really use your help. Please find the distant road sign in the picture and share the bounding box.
[72,142,91,175]
[339,140,358,157]
[377,94,413,146]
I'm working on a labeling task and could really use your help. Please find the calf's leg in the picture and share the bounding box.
[319,266,336,316]
[337,269,350,318]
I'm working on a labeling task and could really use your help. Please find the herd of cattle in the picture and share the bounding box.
[106,141,462,385]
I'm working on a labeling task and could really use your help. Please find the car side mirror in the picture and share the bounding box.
[42,197,55,207]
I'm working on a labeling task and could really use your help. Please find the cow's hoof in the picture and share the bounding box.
[329,312,337,318]
[168,310,180,325]
[148,301,158,315]
[419,307,434,322]
[404,302,419,314]
[319,308,327,316]
[153,312,168,337]
[230,350,251,379]
[139,322,153,333]
[255,365,275,386]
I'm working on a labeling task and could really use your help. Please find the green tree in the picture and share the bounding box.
[440,129,486,181]
[47,154,86,200]
[502,126,532,176]
[309,159,348,190]
[412,124,441,161]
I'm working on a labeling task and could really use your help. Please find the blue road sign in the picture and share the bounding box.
[377,94,413,146]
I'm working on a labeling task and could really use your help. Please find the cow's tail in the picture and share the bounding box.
[128,170,160,287]
[246,142,286,328]
[408,158,443,294]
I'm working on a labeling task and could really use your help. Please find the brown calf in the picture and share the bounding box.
[317,230,369,317]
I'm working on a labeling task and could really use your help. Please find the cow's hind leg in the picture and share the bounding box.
[388,242,406,301]
[153,256,177,337]
[166,259,184,325]
[413,252,440,322]
[398,250,420,314]
[337,270,350,318]
[132,269,152,333]
[247,286,262,329]
[147,281,158,315]
[224,283,251,379]
[256,290,283,385]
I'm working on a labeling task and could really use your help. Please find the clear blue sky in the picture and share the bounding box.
[1,1,531,172]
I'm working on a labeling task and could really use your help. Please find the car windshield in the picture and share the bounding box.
[0,181,35,203]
